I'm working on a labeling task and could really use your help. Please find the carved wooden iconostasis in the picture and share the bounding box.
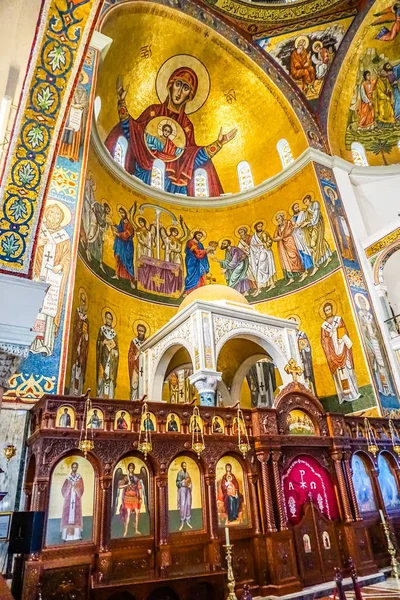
[21,384,400,599]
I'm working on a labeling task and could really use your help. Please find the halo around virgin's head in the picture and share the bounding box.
[156,54,210,115]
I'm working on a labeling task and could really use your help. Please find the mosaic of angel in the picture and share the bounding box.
[105,55,237,197]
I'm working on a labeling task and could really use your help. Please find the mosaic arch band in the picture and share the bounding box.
[105,55,237,197]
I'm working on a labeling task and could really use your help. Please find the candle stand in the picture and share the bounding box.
[380,512,400,580]
[224,544,238,600]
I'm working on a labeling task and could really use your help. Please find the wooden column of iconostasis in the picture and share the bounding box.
[66,148,400,417]
[4,46,100,400]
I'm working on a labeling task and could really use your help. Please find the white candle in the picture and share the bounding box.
[225,526,230,546]
[379,509,385,524]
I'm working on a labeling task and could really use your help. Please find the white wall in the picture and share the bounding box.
[384,252,400,317]
[0,0,42,168]
[350,167,400,240]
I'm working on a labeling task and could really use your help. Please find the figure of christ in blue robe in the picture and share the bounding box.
[184,236,210,293]
[113,215,135,281]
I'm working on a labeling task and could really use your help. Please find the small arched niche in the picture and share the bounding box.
[286,409,317,436]
[159,345,197,404]
[218,337,283,407]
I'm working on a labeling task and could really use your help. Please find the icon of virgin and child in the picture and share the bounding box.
[105,55,237,197]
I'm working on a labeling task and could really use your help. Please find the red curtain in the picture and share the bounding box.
[282,454,340,525]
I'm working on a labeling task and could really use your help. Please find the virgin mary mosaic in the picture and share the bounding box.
[105,54,237,196]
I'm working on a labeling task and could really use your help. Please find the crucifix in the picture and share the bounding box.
[54,232,65,241]
[44,251,53,262]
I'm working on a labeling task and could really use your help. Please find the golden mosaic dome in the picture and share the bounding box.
[178,284,250,312]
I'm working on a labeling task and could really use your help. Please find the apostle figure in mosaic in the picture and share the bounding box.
[273,212,307,285]
[249,221,276,296]
[302,195,332,275]
[96,310,119,399]
[320,302,360,403]
[290,202,313,274]
[355,294,394,396]
[69,289,89,396]
[176,461,193,530]
[59,408,72,428]
[211,239,252,294]
[290,36,316,95]
[61,462,84,541]
[128,323,147,400]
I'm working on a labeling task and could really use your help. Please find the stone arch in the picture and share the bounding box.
[150,340,195,402]
[215,330,290,388]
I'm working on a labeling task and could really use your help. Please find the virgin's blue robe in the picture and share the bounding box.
[113,219,134,279]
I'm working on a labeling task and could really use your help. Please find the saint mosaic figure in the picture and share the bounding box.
[176,461,193,530]
[96,310,119,399]
[273,212,307,285]
[59,407,72,428]
[128,322,147,400]
[116,411,129,430]
[69,289,89,396]
[355,294,394,396]
[219,463,243,523]
[105,55,237,196]
[302,195,332,274]
[320,302,360,403]
[288,316,316,395]
[290,36,316,95]
[61,462,84,541]
[290,202,313,274]
[211,239,252,294]
[116,463,148,537]
[59,72,89,162]
[112,206,135,288]
[167,414,179,431]
[249,221,277,297]
[87,409,102,429]
[31,202,71,356]
[184,230,213,294]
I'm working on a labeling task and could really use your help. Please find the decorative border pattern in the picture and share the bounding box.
[366,228,400,259]
[0,0,101,274]
[315,162,400,415]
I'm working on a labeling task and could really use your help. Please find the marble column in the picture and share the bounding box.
[189,371,222,406]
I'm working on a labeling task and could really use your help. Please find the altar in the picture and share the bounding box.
[137,256,183,298]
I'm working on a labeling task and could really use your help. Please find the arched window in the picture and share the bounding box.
[351,142,368,166]
[151,159,165,190]
[277,138,294,169]
[114,135,127,167]
[94,96,101,121]
[237,161,254,191]
[194,168,209,197]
